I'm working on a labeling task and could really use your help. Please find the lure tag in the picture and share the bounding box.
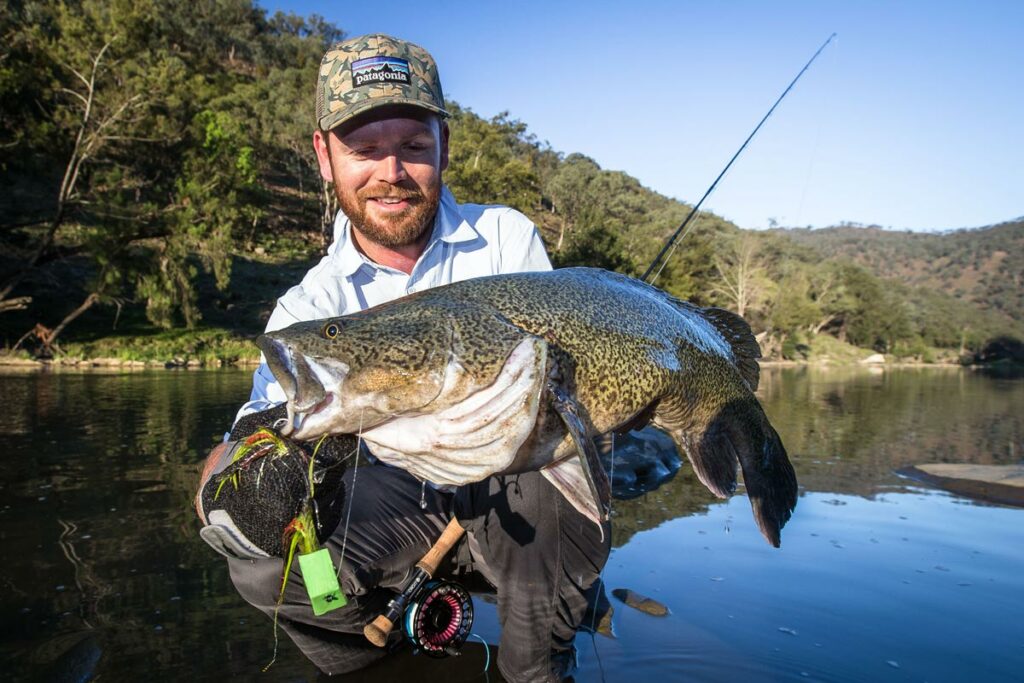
[298,548,346,615]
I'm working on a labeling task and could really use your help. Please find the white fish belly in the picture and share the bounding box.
[361,337,546,486]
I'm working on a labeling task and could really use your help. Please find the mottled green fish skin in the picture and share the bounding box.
[262,267,797,546]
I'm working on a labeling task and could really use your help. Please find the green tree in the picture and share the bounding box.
[547,154,601,252]
[445,105,542,213]
[138,108,260,328]
[1,0,343,353]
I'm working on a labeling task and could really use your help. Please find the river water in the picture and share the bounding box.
[0,367,1021,682]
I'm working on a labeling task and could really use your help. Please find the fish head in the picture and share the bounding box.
[257,307,456,440]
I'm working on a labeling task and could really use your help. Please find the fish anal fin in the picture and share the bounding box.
[670,423,740,499]
[546,380,611,523]
[541,458,605,541]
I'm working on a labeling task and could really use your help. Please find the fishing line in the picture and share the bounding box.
[587,572,609,683]
[335,411,365,582]
[795,34,838,228]
[588,432,614,639]
[641,32,837,284]
[586,432,613,683]
[648,212,705,288]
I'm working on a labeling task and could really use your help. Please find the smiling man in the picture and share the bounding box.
[318,109,445,262]
[195,34,607,683]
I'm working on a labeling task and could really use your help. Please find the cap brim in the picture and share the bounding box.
[319,97,449,132]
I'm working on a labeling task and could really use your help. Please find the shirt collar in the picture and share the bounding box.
[435,186,480,245]
[331,185,479,278]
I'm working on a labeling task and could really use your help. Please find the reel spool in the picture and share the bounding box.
[402,580,474,657]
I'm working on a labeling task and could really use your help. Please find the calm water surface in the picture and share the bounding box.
[0,367,1021,682]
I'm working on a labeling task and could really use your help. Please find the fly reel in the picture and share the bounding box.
[402,579,474,657]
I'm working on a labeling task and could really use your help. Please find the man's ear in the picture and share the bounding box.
[439,120,450,172]
[313,129,334,182]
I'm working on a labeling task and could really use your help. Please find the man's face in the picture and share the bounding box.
[314,111,449,249]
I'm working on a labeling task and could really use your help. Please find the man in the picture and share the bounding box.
[195,34,608,682]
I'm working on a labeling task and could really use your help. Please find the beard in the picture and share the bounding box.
[335,179,442,249]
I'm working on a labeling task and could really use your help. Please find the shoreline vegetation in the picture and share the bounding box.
[0,355,976,371]
[2,1,1022,370]
[0,335,984,371]
[0,355,995,373]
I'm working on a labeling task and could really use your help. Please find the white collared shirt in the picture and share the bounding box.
[236,186,552,422]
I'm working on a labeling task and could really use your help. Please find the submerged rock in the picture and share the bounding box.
[598,426,682,500]
[898,463,1024,507]
[611,588,670,617]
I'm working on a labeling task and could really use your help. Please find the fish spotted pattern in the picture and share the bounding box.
[258,268,797,546]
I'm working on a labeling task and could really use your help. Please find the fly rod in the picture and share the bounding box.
[364,517,468,649]
[642,32,837,284]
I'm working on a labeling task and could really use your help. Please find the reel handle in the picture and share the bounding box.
[363,517,466,647]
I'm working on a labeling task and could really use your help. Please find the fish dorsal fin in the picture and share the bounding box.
[659,293,761,391]
[699,306,761,392]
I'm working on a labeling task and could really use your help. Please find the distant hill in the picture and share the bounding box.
[1,0,1019,363]
[776,219,1024,325]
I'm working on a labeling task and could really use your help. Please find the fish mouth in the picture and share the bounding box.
[256,334,337,437]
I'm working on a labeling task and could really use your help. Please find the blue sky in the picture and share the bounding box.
[264,1,1022,231]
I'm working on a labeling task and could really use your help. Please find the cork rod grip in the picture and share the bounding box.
[364,614,394,648]
[362,517,467,647]
[417,518,466,577]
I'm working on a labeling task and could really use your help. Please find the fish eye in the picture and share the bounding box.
[323,323,340,339]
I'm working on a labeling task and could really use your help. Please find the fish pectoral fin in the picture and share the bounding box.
[545,380,611,523]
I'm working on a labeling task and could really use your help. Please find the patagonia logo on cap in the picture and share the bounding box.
[352,56,411,87]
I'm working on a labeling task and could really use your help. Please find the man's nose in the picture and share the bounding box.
[377,154,408,184]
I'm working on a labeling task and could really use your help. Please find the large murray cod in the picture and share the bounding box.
[258,268,798,546]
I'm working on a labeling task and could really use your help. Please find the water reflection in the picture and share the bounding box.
[0,367,1021,681]
[760,366,1022,497]
[0,370,321,681]
[585,489,1024,683]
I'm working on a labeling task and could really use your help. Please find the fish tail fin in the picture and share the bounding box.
[739,412,798,547]
[658,396,797,547]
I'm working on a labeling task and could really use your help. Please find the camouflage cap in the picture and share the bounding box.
[315,34,448,132]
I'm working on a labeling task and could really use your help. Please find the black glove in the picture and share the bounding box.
[197,405,357,560]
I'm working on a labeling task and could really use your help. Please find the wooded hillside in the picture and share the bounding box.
[780,220,1024,326]
[2,0,1020,365]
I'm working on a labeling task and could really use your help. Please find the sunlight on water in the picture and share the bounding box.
[577,489,1024,682]
[0,367,1021,681]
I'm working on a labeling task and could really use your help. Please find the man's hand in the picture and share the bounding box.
[195,406,358,560]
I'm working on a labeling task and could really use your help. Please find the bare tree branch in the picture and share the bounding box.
[59,87,90,107]
[0,296,31,314]
[1,39,117,302]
